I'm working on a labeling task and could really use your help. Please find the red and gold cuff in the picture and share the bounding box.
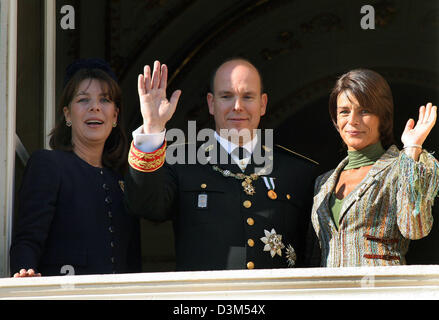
[128,140,167,172]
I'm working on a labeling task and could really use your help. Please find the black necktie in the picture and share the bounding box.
[233,147,249,160]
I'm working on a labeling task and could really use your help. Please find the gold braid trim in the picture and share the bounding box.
[128,140,167,172]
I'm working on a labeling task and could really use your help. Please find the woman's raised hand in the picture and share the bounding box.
[402,102,437,148]
[138,61,182,134]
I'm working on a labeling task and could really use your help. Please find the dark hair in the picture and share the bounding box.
[63,58,118,87]
[49,66,128,175]
[209,57,264,94]
[328,68,395,149]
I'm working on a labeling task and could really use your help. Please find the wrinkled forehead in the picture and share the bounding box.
[213,61,262,93]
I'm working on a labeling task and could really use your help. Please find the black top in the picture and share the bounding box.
[125,132,319,271]
[10,149,141,276]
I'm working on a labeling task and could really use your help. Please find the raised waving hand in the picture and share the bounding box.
[401,102,437,159]
[138,61,181,134]
[402,103,437,146]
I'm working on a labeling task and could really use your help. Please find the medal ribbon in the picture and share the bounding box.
[262,177,275,190]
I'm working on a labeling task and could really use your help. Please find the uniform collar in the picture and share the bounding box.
[214,132,259,172]
[214,131,258,155]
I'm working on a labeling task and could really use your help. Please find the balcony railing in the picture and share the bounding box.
[0,265,438,300]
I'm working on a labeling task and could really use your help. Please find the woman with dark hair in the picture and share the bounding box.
[311,68,438,267]
[10,59,141,277]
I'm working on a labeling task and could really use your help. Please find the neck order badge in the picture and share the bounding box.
[212,165,259,195]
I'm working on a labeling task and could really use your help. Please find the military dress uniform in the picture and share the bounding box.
[125,131,319,271]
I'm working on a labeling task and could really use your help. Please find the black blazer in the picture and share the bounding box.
[10,150,141,276]
[125,132,319,271]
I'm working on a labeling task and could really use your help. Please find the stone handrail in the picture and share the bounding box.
[0,265,439,300]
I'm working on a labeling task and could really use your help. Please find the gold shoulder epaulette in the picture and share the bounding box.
[275,144,319,165]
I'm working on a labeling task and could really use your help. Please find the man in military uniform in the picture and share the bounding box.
[125,58,319,271]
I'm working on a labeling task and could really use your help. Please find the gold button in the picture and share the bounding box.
[247,218,255,226]
[243,200,252,208]
[247,261,255,269]
[201,184,207,189]
[286,194,291,200]
[247,239,255,247]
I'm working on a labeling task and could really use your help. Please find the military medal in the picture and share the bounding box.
[267,190,277,200]
[242,177,256,195]
[262,177,276,199]
[212,165,259,196]
[260,229,285,257]
[259,229,296,267]
[286,244,297,267]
